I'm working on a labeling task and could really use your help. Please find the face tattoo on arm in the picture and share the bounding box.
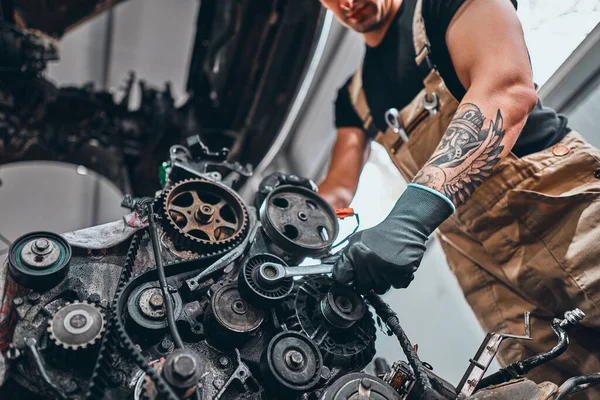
[413,103,506,206]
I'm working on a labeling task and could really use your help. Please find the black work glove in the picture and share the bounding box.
[333,184,455,294]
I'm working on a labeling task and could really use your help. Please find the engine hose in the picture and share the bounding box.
[556,373,600,399]
[366,292,441,400]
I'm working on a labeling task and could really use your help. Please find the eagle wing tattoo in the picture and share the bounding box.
[413,103,505,206]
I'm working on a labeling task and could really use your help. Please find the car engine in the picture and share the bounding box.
[0,138,598,400]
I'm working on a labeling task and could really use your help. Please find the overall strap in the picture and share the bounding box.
[348,65,380,138]
[412,0,434,75]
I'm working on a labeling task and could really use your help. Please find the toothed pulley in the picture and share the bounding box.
[161,179,248,254]
[48,301,105,351]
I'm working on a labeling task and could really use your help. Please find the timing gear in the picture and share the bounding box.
[238,254,294,308]
[261,331,323,393]
[8,231,72,290]
[278,276,377,371]
[259,185,338,257]
[161,179,249,255]
[126,281,183,332]
[204,280,265,346]
[47,301,106,351]
[319,373,401,400]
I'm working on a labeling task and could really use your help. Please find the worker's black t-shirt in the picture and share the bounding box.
[334,0,569,157]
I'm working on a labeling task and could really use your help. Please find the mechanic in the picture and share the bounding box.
[317,0,600,395]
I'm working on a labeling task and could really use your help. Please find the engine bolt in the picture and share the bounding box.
[195,205,215,223]
[298,212,308,221]
[285,350,305,370]
[27,292,41,303]
[13,297,23,306]
[361,378,372,389]
[33,239,50,252]
[218,356,231,368]
[172,354,197,380]
[159,339,174,354]
[149,294,164,310]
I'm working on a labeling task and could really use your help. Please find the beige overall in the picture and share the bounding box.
[348,0,600,397]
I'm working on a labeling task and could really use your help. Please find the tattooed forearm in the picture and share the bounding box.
[413,103,505,206]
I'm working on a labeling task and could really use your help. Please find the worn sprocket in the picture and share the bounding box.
[47,301,106,351]
[160,179,249,255]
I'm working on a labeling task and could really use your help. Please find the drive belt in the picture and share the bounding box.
[86,230,179,400]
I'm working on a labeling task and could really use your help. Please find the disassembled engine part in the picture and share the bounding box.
[278,276,377,371]
[47,301,106,351]
[238,254,294,308]
[261,331,323,393]
[8,231,72,290]
[319,373,401,400]
[126,281,183,331]
[161,178,248,255]
[204,280,265,346]
[382,361,416,396]
[320,285,366,329]
[260,185,338,257]
[162,349,203,398]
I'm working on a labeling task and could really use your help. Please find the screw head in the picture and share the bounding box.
[69,314,88,329]
[34,239,50,252]
[361,378,372,389]
[285,350,305,370]
[218,356,231,368]
[171,354,197,380]
[27,292,41,303]
[149,294,164,310]
[13,297,23,306]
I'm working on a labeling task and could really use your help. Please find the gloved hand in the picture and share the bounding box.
[332,184,455,294]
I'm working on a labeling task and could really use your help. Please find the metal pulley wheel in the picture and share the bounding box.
[126,282,183,331]
[238,254,294,308]
[278,276,377,371]
[259,185,338,257]
[261,331,323,393]
[161,178,249,255]
[47,301,106,351]
[204,280,265,346]
[8,231,72,290]
[320,286,366,329]
[319,373,401,400]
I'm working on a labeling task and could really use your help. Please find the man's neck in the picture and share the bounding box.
[362,0,403,47]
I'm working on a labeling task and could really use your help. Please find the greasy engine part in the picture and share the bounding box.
[238,254,294,308]
[47,301,106,370]
[260,185,338,257]
[8,231,72,291]
[320,285,366,329]
[47,301,105,352]
[126,281,183,333]
[261,331,323,394]
[203,279,265,347]
[161,349,204,399]
[278,276,377,373]
[161,178,249,255]
[319,373,401,400]
[4,142,600,400]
